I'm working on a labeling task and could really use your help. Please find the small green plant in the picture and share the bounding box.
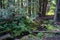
[37,32,44,39]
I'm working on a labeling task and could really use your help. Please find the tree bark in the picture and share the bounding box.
[39,0,48,17]
[54,0,60,25]
[42,0,48,17]
[28,0,31,16]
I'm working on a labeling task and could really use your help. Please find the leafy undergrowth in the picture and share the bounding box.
[0,16,39,37]
[0,9,39,38]
[15,20,60,39]
[20,32,58,40]
[43,20,60,31]
[20,34,41,40]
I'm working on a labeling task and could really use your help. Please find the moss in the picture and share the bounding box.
[20,34,40,40]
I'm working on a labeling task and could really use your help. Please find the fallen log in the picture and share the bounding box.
[0,33,11,40]
[31,30,60,33]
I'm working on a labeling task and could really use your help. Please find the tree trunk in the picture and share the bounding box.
[54,0,60,25]
[0,0,2,8]
[42,0,48,17]
[28,0,31,16]
[39,0,48,17]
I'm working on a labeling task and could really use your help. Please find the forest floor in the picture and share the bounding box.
[1,19,60,40]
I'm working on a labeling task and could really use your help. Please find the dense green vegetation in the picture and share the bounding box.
[0,0,39,38]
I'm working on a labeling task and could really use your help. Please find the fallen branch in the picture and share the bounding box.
[31,31,60,33]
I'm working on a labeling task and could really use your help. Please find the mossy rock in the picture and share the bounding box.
[20,34,41,40]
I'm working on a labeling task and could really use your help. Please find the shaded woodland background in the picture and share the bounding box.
[0,0,60,40]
